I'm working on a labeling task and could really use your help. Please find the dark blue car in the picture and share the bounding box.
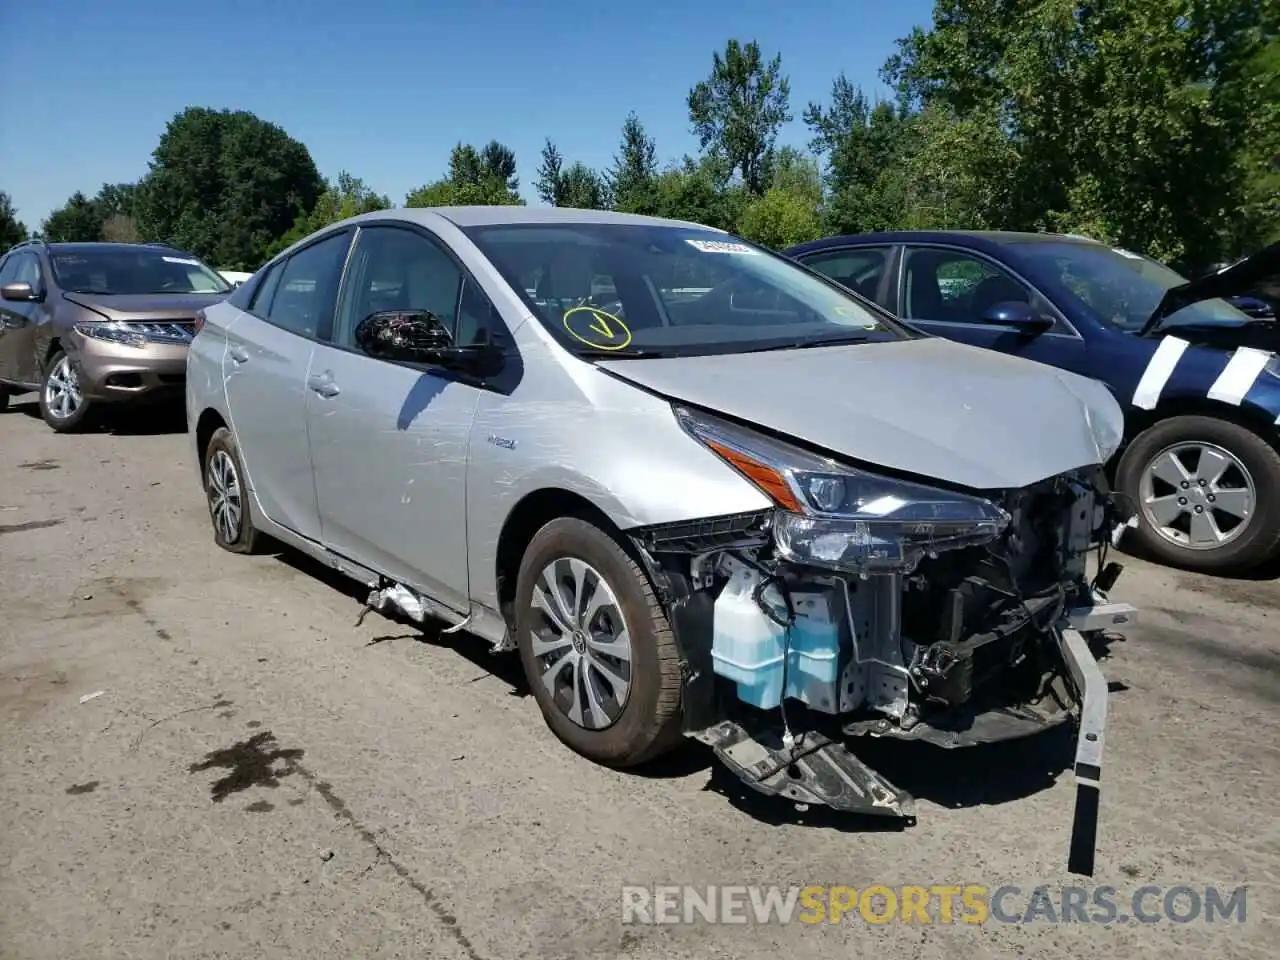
[786,231,1280,574]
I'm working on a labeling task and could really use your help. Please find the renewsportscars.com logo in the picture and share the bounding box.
[621,884,1249,926]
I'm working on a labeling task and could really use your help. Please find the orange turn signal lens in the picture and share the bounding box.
[705,439,804,513]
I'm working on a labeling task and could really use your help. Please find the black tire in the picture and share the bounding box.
[514,516,684,768]
[0,390,9,413]
[203,426,263,554]
[38,350,94,433]
[1115,415,1280,574]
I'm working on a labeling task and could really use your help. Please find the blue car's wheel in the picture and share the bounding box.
[1116,415,1280,573]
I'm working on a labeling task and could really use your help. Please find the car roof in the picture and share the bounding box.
[339,205,726,233]
[44,241,196,255]
[787,230,1102,257]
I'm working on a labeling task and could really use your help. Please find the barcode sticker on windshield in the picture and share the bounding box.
[162,256,201,265]
[686,239,758,255]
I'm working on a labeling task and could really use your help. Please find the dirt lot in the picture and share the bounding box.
[1,397,1276,960]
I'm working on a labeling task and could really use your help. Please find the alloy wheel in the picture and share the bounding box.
[45,356,82,421]
[207,449,243,543]
[529,557,634,730]
[1138,441,1256,550]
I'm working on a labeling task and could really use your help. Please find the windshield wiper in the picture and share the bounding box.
[574,347,669,359]
[793,333,875,348]
[739,333,875,354]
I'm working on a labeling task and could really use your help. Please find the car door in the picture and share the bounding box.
[0,252,47,386]
[892,244,1090,375]
[796,244,898,310]
[222,228,353,543]
[305,224,495,614]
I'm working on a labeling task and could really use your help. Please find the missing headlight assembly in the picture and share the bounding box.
[628,406,1138,877]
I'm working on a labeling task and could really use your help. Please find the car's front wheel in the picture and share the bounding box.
[1116,415,1280,574]
[514,516,684,767]
[203,426,263,554]
[39,350,93,432]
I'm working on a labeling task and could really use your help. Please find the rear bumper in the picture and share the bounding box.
[68,331,188,402]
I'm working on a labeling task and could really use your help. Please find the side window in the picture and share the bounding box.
[902,247,1035,324]
[456,276,503,347]
[334,227,464,347]
[249,260,283,315]
[0,254,17,285]
[11,253,42,290]
[265,231,352,338]
[802,247,892,303]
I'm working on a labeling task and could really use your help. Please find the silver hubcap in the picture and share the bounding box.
[530,557,633,730]
[207,450,243,543]
[1139,441,1255,550]
[45,356,82,420]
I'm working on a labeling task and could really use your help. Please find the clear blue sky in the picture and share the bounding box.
[0,0,933,230]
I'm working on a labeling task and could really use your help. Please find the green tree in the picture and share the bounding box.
[535,139,564,205]
[135,107,323,269]
[41,191,106,242]
[94,182,137,219]
[736,148,824,249]
[883,0,1276,268]
[606,113,659,213]
[688,39,792,195]
[270,172,390,257]
[1232,32,1280,250]
[406,141,523,207]
[804,75,909,233]
[650,156,745,231]
[95,184,141,242]
[0,192,28,249]
[536,140,606,208]
[558,163,607,210]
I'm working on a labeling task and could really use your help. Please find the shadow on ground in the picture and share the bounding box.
[12,396,187,436]
[269,542,1084,828]
[1116,534,1280,582]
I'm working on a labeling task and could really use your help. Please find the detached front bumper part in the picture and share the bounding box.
[684,602,1131,878]
[692,722,916,818]
[1056,620,1110,878]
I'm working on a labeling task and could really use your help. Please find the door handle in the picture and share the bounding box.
[307,371,340,398]
[229,345,250,364]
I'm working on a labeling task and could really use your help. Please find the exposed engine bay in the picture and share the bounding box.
[628,457,1137,878]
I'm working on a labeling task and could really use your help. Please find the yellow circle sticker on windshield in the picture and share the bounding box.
[562,306,633,351]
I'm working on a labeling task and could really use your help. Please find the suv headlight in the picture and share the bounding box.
[75,321,148,348]
[675,405,1010,574]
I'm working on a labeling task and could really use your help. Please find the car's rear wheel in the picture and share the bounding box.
[1116,415,1280,573]
[514,516,684,767]
[39,351,93,432]
[203,426,262,554]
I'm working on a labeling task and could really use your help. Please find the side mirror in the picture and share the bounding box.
[354,310,500,376]
[1,282,39,302]
[980,300,1053,335]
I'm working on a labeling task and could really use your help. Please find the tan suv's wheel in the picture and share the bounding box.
[39,351,93,433]
[204,426,262,554]
[514,517,684,768]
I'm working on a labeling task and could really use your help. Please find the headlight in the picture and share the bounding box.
[75,321,148,348]
[675,405,1010,574]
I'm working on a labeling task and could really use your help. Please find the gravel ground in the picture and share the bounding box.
[1,397,1276,960]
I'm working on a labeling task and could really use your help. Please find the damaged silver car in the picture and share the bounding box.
[187,207,1137,875]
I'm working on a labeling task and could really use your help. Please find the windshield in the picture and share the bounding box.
[461,223,906,357]
[50,248,232,296]
[1013,240,1252,332]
